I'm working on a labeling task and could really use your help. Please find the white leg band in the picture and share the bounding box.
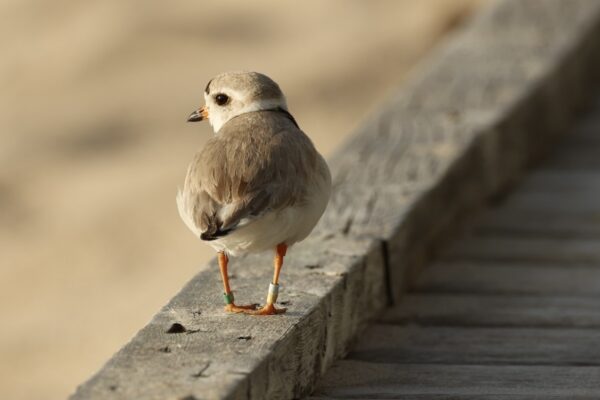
[267,283,279,304]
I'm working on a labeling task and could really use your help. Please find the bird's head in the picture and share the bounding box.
[187,71,288,133]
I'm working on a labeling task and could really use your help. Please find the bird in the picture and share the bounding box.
[177,71,331,315]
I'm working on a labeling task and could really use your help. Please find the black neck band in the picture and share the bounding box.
[268,107,299,128]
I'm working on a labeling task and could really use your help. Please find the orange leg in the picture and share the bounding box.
[218,252,257,313]
[250,243,288,316]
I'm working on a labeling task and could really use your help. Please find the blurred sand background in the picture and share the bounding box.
[0,1,482,398]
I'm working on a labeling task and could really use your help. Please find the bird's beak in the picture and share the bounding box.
[187,106,209,122]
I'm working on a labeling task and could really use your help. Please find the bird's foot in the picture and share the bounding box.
[224,303,258,313]
[249,303,287,316]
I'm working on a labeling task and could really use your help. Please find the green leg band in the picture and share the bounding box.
[223,292,234,305]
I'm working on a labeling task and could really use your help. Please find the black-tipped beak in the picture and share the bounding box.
[187,106,208,122]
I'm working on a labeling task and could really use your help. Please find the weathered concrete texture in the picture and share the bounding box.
[72,0,600,399]
[71,236,385,400]
[320,0,600,301]
[310,89,600,399]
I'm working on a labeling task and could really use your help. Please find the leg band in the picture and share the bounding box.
[267,283,279,304]
[223,292,234,305]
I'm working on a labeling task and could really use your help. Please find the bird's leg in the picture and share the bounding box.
[251,243,288,315]
[218,251,257,313]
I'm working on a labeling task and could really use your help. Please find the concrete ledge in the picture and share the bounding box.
[71,1,600,399]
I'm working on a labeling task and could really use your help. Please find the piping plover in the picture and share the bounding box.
[178,71,331,315]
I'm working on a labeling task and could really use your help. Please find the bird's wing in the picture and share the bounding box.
[182,113,318,241]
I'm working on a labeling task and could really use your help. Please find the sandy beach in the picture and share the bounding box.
[0,1,481,398]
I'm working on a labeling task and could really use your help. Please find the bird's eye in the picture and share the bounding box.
[215,93,229,106]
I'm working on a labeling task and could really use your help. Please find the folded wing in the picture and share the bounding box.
[178,112,318,241]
